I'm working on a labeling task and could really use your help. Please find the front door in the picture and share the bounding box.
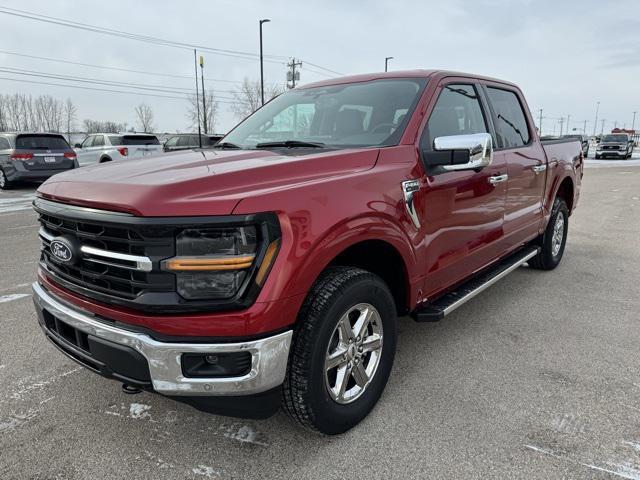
[419,82,507,300]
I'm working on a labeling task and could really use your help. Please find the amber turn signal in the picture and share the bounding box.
[164,255,255,271]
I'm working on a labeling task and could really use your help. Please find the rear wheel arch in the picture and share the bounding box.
[555,176,574,213]
[99,156,112,163]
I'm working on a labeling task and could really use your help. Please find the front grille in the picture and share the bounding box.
[36,200,176,304]
[603,145,620,150]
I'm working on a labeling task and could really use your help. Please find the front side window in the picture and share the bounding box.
[0,137,10,150]
[425,84,488,148]
[486,87,530,148]
[164,136,179,147]
[81,136,93,148]
[223,78,427,149]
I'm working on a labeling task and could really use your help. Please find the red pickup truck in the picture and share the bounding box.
[32,70,582,434]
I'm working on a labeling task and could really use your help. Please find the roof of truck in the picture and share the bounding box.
[300,69,518,89]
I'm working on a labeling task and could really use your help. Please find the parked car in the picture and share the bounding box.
[0,133,78,190]
[32,70,583,434]
[163,133,224,152]
[74,133,162,166]
[595,133,634,159]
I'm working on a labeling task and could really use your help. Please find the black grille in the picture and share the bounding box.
[602,145,620,150]
[37,202,175,303]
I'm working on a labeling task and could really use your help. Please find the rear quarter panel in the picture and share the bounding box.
[541,139,583,218]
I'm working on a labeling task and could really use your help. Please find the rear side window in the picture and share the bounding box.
[486,87,530,148]
[121,135,160,146]
[425,84,488,147]
[92,135,105,147]
[15,135,70,150]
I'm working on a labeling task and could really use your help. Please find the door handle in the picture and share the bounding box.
[532,164,547,174]
[488,174,508,185]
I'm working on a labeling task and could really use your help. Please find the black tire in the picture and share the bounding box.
[282,266,397,435]
[0,168,12,190]
[99,157,112,163]
[529,197,569,270]
[595,154,600,159]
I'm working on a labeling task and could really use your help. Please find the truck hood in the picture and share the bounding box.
[37,148,379,216]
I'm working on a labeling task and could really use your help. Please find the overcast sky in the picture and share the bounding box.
[1,0,639,135]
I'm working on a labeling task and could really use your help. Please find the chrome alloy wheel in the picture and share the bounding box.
[551,213,565,257]
[324,303,383,404]
[0,170,6,188]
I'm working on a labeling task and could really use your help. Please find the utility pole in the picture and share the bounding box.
[385,56,394,72]
[632,111,637,131]
[538,108,543,135]
[559,117,564,136]
[566,114,571,134]
[593,101,600,136]
[193,49,202,148]
[583,120,588,134]
[199,55,207,135]
[259,19,270,106]
[287,58,302,89]
[600,119,606,135]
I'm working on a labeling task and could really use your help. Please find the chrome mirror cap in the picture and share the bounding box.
[434,133,493,172]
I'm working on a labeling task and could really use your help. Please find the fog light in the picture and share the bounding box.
[181,351,252,378]
[204,354,219,365]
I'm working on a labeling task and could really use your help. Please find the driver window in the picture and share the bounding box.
[424,84,487,150]
[81,136,94,148]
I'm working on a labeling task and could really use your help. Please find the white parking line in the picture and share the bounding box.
[0,293,31,304]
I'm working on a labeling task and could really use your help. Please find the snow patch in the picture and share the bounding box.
[0,293,30,304]
[0,410,38,433]
[221,423,268,446]
[9,367,81,400]
[129,403,152,419]
[192,465,220,478]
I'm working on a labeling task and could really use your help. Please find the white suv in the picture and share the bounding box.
[74,133,163,166]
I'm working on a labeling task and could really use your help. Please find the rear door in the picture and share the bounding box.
[483,85,546,246]
[419,81,508,298]
[14,134,74,171]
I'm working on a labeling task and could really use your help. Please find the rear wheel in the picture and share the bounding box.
[0,168,12,190]
[283,267,397,434]
[529,197,569,270]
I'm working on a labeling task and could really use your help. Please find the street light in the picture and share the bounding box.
[592,101,600,137]
[385,56,393,72]
[259,19,271,106]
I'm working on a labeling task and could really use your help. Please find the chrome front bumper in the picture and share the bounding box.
[32,282,292,396]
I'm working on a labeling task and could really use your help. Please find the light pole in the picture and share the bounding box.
[592,101,600,136]
[193,49,202,148]
[259,19,270,106]
[199,55,207,135]
[600,119,606,135]
[632,111,637,131]
[566,114,571,134]
[385,57,393,72]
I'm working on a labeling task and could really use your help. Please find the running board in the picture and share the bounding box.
[411,246,540,322]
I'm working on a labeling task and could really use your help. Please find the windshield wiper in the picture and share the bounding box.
[211,142,242,149]
[255,140,325,149]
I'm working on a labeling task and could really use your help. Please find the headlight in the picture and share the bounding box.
[162,225,279,301]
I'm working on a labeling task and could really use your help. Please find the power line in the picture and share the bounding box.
[0,75,248,106]
[0,6,344,79]
[0,5,287,63]
[0,66,240,99]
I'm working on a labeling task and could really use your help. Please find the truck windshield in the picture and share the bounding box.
[602,135,627,142]
[222,78,427,150]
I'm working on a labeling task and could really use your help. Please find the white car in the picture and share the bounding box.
[74,133,163,166]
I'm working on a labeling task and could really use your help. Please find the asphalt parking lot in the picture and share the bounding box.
[1,162,639,479]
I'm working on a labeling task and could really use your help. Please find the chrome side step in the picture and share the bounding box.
[411,246,540,322]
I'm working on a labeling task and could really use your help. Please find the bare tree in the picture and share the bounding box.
[83,119,126,133]
[134,103,155,133]
[186,92,218,134]
[231,78,284,120]
[64,98,77,141]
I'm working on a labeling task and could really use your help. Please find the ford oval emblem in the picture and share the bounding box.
[50,239,74,263]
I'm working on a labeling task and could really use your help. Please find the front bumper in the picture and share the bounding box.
[32,282,292,397]
[596,149,627,157]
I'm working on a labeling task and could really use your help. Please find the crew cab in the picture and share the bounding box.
[0,133,78,190]
[74,133,162,166]
[596,133,634,159]
[31,70,582,435]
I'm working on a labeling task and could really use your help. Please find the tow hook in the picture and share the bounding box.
[122,383,142,395]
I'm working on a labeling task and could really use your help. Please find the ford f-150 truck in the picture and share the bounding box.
[31,70,583,435]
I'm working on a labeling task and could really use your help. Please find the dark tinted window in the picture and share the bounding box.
[0,137,10,150]
[177,136,194,147]
[602,134,628,143]
[425,84,487,146]
[486,87,530,148]
[121,135,160,146]
[15,135,70,150]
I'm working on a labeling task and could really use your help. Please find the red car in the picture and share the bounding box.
[32,70,582,434]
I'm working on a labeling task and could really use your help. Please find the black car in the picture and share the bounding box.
[163,133,224,152]
[0,133,78,190]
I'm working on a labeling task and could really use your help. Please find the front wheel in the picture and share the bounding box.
[529,197,569,270]
[283,267,397,434]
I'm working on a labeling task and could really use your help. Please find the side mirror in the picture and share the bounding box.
[433,133,493,172]
[74,143,82,148]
